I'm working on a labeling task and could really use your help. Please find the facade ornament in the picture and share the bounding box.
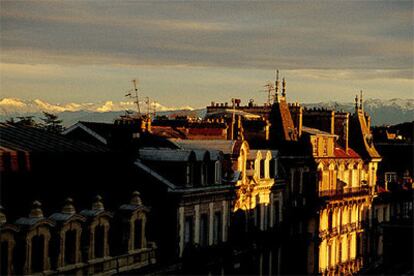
[92,195,104,211]
[29,200,44,218]
[62,197,76,215]
[130,191,143,206]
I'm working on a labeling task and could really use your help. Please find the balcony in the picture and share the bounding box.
[321,257,363,275]
[318,186,370,200]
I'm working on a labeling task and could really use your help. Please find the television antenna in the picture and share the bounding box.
[263,82,275,105]
[124,79,141,116]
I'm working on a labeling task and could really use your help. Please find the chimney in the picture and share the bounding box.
[334,112,349,152]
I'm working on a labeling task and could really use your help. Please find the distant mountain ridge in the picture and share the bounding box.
[0,97,412,127]
[302,98,414,126]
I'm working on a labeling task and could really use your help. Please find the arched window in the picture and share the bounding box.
[269,159,276,178]
[134,219,142,250]
[328,212,333,231]
[213,212,222,245]
[214,161,221,184]
[201,163,208,186]
[1,241,8,275]
[184,216,193,246]
[199,214,208,247]
[94,225,105,259]
[186,163,194,186]
[64,230,77,265]
[260,159,265,179]
[31,235,45,273]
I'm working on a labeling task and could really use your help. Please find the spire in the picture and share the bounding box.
[275,70,280,102]
[282,77,286,98]
[359,90,363,110]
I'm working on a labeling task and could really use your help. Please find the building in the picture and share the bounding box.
[0,193,155,275]
[205,77,382,274]
[0,123,157,274]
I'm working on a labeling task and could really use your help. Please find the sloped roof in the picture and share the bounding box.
[151,126,187,139]
[350,110,381,160]
[269,99,297,142]
[206,109,261,119]
[171,139,244,156]
[302,126,337,136]
[139,148,195,162]
[77,121,114,140]
[334,146,360,158]
[0,123,108,153]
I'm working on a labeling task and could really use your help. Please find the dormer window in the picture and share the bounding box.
[201,163,208,186]
[186,164,192,186]
[260,159,265,179]
[215,161,222,184]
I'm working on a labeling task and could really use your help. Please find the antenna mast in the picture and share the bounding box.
[152,101,157,117]
[131,79,141,116]
[145,97,150,118]
[264,82,275,105]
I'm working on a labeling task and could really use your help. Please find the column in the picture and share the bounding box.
[194,204,200,244]
[178,207,185,257]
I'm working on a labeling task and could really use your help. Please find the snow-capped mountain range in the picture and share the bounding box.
[0,97,412,127]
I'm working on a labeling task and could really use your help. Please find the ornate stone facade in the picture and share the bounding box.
[0,193,156,275]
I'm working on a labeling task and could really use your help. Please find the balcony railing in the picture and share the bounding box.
[318,186,370,199]
[321,257,363,275]
[321,222,363,237]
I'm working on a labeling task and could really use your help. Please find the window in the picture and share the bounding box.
[269,159,276,178]
[1,241,8,275]
[385,172,397,183]
[260,159,265,179]
[328,212,333,230]
[94,225,105,258]
[338,240,342,263]
[214,161,222,184]
[186,164,193,186]
[184,216,193,245]
[327,244,332,268]
[213,212,222,245]
[201,163,208,186]
[134,219,143,249]
[199,214,208,247]
[64,230,77,265]
[31,235,45,273]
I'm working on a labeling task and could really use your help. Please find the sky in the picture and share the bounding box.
[0,0,413,109]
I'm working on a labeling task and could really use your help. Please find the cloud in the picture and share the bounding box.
[1,1,412,72]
